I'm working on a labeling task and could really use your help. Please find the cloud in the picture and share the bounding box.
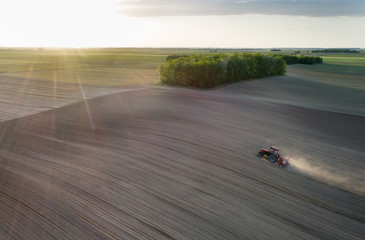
[119,0,365,17]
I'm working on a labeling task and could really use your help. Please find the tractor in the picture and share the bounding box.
[257,146,289,168]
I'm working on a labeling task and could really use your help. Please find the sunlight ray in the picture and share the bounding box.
[77,75,95,130]
[53,71,57,108]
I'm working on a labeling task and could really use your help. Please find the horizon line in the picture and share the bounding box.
[0,46,363,50]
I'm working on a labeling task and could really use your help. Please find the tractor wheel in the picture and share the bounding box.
[268,155,277,163]
[257,153,263,158]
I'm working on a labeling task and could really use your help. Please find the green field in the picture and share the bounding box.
[0,48,167,86]
[285,54,365,91]
[322,56,365,67]
[0,48,364,88]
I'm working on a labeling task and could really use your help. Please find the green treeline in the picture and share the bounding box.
[275,55,323,65]
[298,56,323,65]
[158,53,286,88]
[165,55,189,61]
[312,49,360,53]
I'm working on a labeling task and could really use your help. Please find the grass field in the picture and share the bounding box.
[0,49,166,86]
[1,47,364,90]
[287,55,365,92]
[322,56,365,66]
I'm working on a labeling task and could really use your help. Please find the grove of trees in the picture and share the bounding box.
[274,55,323,65]
[312,49,360,53]
[298,56,323,64]
[158,53,286,88]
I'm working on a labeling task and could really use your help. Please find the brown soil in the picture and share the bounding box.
[1,86,364,239]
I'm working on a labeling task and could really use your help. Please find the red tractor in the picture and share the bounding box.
[257,146,289,168]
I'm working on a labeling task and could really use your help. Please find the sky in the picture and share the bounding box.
[0,0,364,48]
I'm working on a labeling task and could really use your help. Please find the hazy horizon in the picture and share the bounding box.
[1,47,363,50]
[1,0,364,48]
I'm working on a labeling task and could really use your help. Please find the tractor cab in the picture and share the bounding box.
[269,146,280,157]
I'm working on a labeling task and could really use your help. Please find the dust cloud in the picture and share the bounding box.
[287,154,365,196]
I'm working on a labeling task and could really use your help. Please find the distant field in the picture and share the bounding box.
[1,48,364,94]
[288,55,365,91]
[1,48,364,86]
[0,48,363,118]
[322,56,365,67]
[0,49,166,86]
[0,48,169,121]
